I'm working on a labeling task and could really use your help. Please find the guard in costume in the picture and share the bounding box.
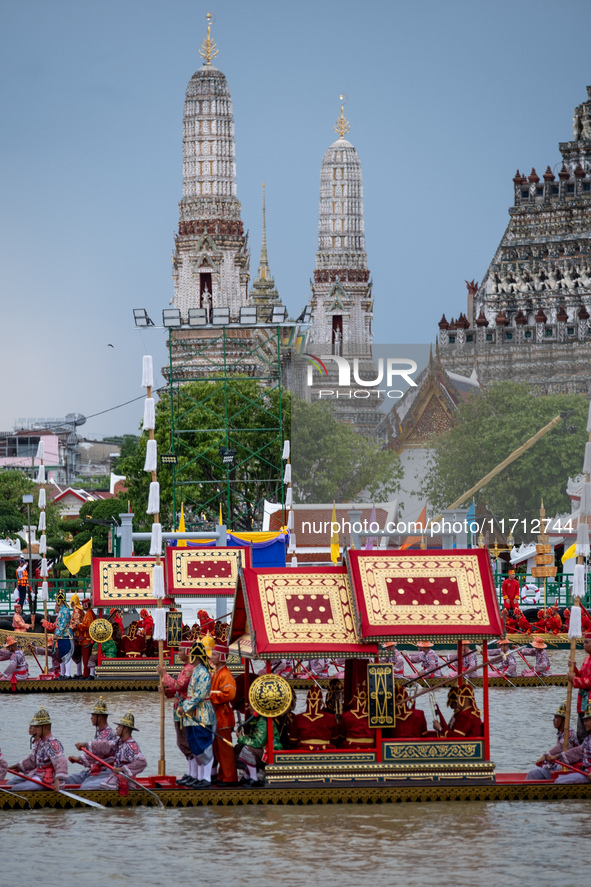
[383,685,429,738]
[157,643,196,786]
[42,593,74,678]
[501,569,520,612]
[66,697,118,788]
[79,598,96,678]
[526,702,579,780]
[0,636,29,680]
[179,640,216,788]
[235,712,282,786]
[209,639,238,785]
[290,686,338,750]
[8,707,68,790]
[433,685,483,737]
[137,608,155,657]
[100,710,147,790]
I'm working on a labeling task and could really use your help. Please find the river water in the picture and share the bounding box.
[0,650,588,887]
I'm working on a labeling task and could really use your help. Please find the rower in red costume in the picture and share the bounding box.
[434,685,483,737]
[503,608,518,633]
[502,570,520,611]
[137,609,155,656]
[545,605,562,635]
[198,609,215,637]
[337,681,376,749]
[532,609,548,633]
[515,606,533,634]
[290,686,337,751]
[383,685,429,739]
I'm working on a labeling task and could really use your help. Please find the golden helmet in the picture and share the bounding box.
[201,632,215,656]
[248,674,292,718]
[582,703,591,720]
[92,697,109,717]
[555,702,568,719]
[117,710,138,731]
[30,707,51,726]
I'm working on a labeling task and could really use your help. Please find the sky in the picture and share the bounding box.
[1,0,591,439]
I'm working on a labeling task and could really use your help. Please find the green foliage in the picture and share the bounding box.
[0,501,25,537]
[108,435,139,474]
[420,382,589,537]
[0,470,63,540]
[291,398,403,503]
[118,379,290,531]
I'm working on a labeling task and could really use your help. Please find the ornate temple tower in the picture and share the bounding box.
[171,15,249,320]
[308,101,373,353]
[437,85,591,395]
[249,183,282,308]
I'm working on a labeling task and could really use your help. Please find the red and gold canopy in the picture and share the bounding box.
[347,549,503,643]
[165,546,250,597]
[229,566,378,659]
[92,558,172,607]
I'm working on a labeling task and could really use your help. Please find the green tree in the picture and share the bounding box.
[291,398,403,503]
[420,382,589,537]
[118,379,289,531]
[107,435,139,474]
[0,470,63,542]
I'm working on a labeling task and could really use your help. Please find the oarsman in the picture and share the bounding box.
[502,569,520,613]
[8,707,68,790]
[408,640,443,677]
[0,636,29,680]
[12,604,31,632]
[552,703,591,784]
[290,686,338,751]
[209,640,238,786]
[42,593,74,678]
[545,604,562,635]
[235,709,282,786]
[337,682,376,749]
[433,685,483,737]
[526,702,579,780]
[66,698,118,788]
[156,643,196,786]
[569,632,591,742]
[443,640,478,676]
[381,641,405,676]
[489,638,518,676]
[78,598,96,678]
[521,637,551,676]
[100,711,147,790]
[179,640,216,788]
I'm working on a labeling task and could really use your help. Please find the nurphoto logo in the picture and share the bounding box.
[303,353,418,399]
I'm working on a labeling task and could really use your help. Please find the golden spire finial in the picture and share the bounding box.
[199,12,218,66]
[334,93,350,139]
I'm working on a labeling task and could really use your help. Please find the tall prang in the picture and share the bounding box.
[308,101,373,352]
[302,101,380,434]
[171,15,249,321]
[438,85,591,395]
[249,183,282,308]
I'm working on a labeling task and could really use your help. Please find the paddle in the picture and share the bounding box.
[0,785,32,808]
[6,768,105,809]
[549,758,590,781]
[81,749,164,808]
[514,646,548,686]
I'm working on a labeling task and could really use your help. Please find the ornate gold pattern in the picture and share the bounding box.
[169,548,244,594]
[96,560,157,603]
[383,740,484,762]
[368,663,395,727]
[334,97,351,139]
[89,618,113,643]
[249,674,293,717]
[199,12,218,66]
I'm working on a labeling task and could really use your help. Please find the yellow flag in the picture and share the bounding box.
[562,543,576,564]
[178,503,186,548]
[330,502,339,565]
[63,538,93,575]
[219,502,223,526]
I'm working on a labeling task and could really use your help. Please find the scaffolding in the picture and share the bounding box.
[163,324,296,531]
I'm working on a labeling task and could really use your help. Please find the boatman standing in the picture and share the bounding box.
[525,702,579,780]
[66,698,118,788]
[16,558,29,610]
[42,593,74,678]
[179,640,216,788]
[0,636,29,681]
[209,639,238,785]
[8,707,68,790]
[157,643,196,786]
[502,569,520,613]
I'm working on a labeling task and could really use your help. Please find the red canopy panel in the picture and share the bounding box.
[165,546,250,597]
[347,549,503,643]
[92,558,173,607]
[229,566,378,659]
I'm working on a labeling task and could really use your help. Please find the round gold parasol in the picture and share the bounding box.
[89,618,113,644]
[248,674,292,718]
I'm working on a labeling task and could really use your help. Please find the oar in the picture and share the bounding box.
[0,785,32,808]
[486,657,517,688]
[515,646,548,686]
[435,649,477,688]
[399,649,430,687]
[549,758,590,781]
[410,646,531,700]
[292,659,324,691]
[26,643,46,676]
[81,749,164,808]
[6,768,105,809]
